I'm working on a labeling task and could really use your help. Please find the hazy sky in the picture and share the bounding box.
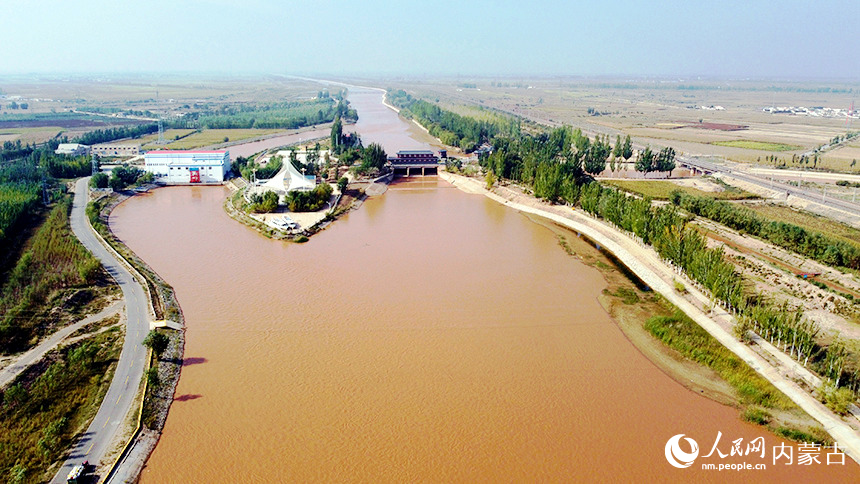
[2,0,857,78]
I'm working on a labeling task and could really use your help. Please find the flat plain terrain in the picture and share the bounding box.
[382,77,860,172]
[0,75,325,148]
[603,178,757,200]
[126,128,285,150]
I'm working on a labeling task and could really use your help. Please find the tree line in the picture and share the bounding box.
[481,126,644,199]
[1,123,155,164]
[386,89,519,152]
[74,123,158,145]
[0,147,91,247]
[0,135,140,248]
[286,183,333,212]
[670,192,860,269]
[195,98,356,130]
[90,165,152,191]
[478,125,856,395]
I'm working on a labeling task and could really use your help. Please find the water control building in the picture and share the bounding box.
[388,149,442,177]
[144,150,230,184]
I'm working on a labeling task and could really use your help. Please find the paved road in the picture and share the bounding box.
[679,156,860,217]
[0,301,123,389]
[51,178,151,483]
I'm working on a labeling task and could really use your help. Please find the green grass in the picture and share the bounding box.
[645,311,792,409]
[743,203,860,248]
[134,129,196,148]
[0,198,103,354]
[0,327,123,483]
[555,234,575,256]
[742,406,772,425]
[604,179,757,201]
[0,127,66,136]
[141,128,282,150]
[775,426,830,445]
[712,140,802,151]
[603,286,640,305]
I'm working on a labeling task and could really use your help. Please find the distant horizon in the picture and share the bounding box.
[0,71,859,85]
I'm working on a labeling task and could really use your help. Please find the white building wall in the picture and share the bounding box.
[55,143,90,156]
[144,151,230,184]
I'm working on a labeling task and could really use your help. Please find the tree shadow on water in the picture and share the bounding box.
[181,356,207,366]
[163,356,208,366]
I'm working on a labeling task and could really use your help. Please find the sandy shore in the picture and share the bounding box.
[439,170,860,462]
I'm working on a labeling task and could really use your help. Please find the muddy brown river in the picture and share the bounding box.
[112,88,857,482]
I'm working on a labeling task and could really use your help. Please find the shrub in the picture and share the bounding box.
[818,382,856,415]
[742,406,772,425]
[90,172,109,189]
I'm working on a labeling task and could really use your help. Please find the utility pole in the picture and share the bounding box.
[41,174,49,205]
[157,116,165,145]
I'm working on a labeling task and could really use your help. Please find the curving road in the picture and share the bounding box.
[51,178,151,483]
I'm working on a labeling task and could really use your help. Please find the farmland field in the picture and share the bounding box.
[142,129,285,150]
[383,78,856,167]
[712,140,802,151]
[822,143,860,171]
[0,126,65,145]
[603,179,757,200]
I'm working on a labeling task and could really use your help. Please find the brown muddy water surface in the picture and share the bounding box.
[113,181,855,482]
[112,88,857,482]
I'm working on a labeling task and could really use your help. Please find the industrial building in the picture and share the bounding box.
[92,144,140,157]
[55,143,90,156]
[144,150,230,184]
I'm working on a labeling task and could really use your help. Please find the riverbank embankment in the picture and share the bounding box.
[439,170,860,463]
[81,187,186,483]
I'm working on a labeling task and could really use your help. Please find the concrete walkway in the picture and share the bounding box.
[0,301,123,388]
[441,171,860,462]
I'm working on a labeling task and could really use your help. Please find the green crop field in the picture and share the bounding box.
[139,128,283,150]
[712,140,802,151]
[604,179,758,201]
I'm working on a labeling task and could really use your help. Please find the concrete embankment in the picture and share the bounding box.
[439,170,860,463]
